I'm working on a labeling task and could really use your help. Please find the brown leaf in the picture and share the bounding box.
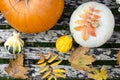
[68,47,96,71]
[5,53,28,79]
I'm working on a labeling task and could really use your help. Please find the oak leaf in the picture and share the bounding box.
[88,66,108,80]
[5,53,28,79]
[68,47,95,71]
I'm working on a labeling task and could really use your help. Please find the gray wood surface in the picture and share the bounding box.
[0,47,118,60]
[0,0,120,79]
[0,29,119,43]
[0,64,120,79]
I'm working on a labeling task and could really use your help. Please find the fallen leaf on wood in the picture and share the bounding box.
[68,47,96,71]
[5,53,28,79]
[88,66,108,80]
[36,52,65,80]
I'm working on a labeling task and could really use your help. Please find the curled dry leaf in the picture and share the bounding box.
[5,53,28,79]
[68,47,96,71]
[88,66,108,80]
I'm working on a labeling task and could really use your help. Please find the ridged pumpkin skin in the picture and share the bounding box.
[56,35,73,53]
[0,0,64,33]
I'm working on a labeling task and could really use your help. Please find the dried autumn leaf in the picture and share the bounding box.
[88,66,108,80]
[68,47,96,71]
[74,6,100,41]
[5,53,28,79]
[36,52,65,80]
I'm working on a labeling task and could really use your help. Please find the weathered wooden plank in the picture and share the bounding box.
[0,47,118,60]
[0,64,87,78]
[0,29,119,43]
[0,0,119,79]
[0,64,120,79]
[0,29,69,42]
[33,65,120,79]
[64,0,118,9]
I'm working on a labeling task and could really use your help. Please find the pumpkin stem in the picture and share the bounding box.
[25,0,29,7]
[15,0,21,4]
[15,0,29,7]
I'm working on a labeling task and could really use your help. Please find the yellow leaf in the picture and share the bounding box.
[50,60,62,67]
[48,54,58,63]
[100,66,108,80]
[48,75,54,80]
[36,58,45,64]
[38,62,47,67]
[88,66,108,80]
[42,71,51,79]
[53,68,65,73]
[45,52,53,59]
[36,52,65,80]
[39,66,49,73]
[54,77,57,80]
[54,73,65,78]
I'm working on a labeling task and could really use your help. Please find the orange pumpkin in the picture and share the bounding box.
[0,0,64,33]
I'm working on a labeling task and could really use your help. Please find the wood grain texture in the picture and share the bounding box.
[0,0,120,79]
[0,64,120,79]
[0,29,119,43]
[0,47,118,60]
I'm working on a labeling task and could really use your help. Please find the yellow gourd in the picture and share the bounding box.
[56,35,73,53]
